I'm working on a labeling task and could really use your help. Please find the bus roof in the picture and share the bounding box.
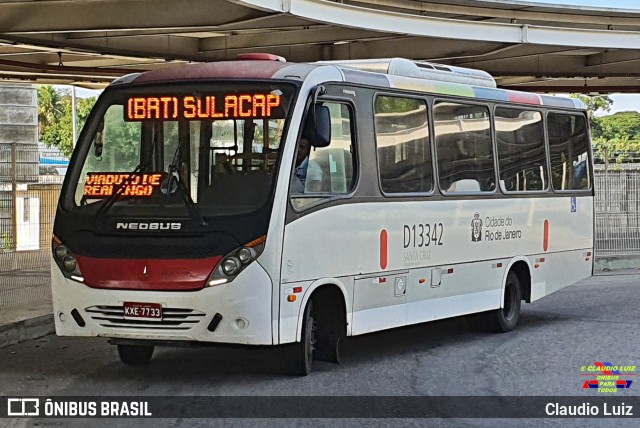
[130,60,293,83]
[112,57,585,111]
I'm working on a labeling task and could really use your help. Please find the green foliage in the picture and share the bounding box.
[375,96,422,114]
[570,94,640,169]
[570,94,613,118]
[86,105,141,172]
[37,86,64,128]
[591,111,640,169]
[594,111,640,141]
[0,232,12,252]
[38,85,97,157]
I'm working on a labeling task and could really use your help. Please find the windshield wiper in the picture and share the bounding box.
[95,163,146,222]
[163,142,208,227]
[162,166,208,227]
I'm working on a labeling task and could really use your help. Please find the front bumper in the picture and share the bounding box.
[51,259,274,345]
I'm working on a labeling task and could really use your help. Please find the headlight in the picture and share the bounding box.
[54,245,68,260]
[62,255,77,272]
[237,247,255,264]
[52,236,84,283]
[206,236,266,287]
[222,257,241,276]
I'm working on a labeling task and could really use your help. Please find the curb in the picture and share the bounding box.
[0,314,55,349]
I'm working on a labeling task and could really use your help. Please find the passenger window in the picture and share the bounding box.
[434,102,495,193]
[548,112,590,191]
[374,95,432,194]
[495,108,547,192]
[290,102,356,209]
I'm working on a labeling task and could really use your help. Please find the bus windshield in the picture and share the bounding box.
[70,83,295,222]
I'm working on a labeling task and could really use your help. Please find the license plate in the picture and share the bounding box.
[123,302,162,320]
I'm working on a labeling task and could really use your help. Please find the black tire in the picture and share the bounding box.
[117,344,154,365]
[292,300,316,376]
[487,271,522,333]
[314,302,343,364]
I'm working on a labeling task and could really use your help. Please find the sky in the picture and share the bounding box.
[606,95,640,115]
[75,87,102,99]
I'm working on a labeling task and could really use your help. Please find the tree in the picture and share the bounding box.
[591,111,640,169]
[569,94,611,154]
[596,111,640,141]
[37,85,65,129]
[570,94,613,118]
[95,105,141,172]
[570,94,640,169]
[37,85,97,157]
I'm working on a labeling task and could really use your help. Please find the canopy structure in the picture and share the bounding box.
[1,0,640,92]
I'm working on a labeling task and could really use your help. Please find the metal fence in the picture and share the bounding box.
[0,143,64,320]
[594,168,640,256]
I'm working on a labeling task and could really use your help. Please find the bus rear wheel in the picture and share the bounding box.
[117,344,154,365]
[487,271,521,333]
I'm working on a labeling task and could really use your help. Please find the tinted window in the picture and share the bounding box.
[434,102,495,193]
[374,95,432,194]
[495,108,547,192]
[548,112,590,191]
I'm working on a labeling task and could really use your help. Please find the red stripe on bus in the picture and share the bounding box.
[380,229,388,270]
[507,91,541,105]
[76,255,222,291]
[543,219,549,252]
[135,61,290,83]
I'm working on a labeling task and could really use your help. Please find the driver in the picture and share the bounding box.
[292,137,323,193]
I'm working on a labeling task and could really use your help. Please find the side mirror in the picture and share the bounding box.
[303,105,331,148]
[94,136,103,157]
[94,119,104,157]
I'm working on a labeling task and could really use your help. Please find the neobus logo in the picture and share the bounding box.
[116,222,181,231]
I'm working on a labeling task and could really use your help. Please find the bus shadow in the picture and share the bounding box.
[0,308,573,389]
[340,308,573,365]
[102,309,572,380]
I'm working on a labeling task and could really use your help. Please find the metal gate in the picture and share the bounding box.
[594,169,640,256]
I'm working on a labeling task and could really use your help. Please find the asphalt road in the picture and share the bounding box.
[2,272,640,427]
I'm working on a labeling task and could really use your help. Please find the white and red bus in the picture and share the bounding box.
[51,55,593,375]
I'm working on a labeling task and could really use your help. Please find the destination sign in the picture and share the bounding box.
[83,173,163,198]
[125,93,283,121]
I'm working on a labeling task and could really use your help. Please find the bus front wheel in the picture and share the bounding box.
[487,271,522,333]
[291,300,316,376]
[117,344,154,365]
